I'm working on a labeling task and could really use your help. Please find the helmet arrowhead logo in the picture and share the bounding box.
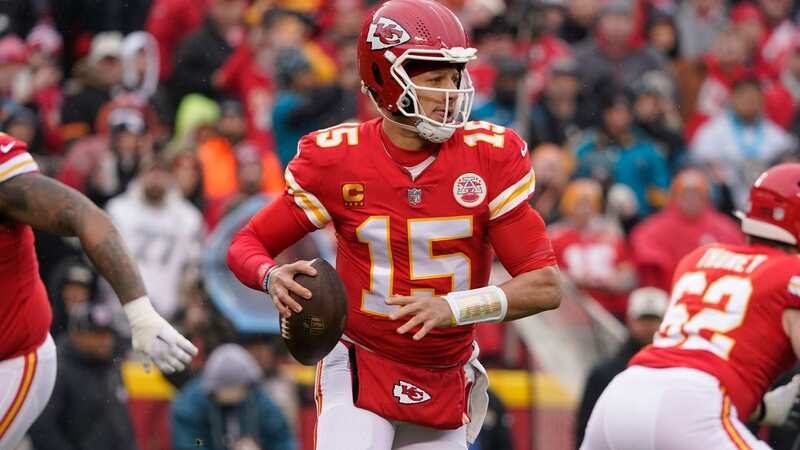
[367,17,411,50]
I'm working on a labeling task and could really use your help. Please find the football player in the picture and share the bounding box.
[226,0,562,448]
[0,134,197,449]
[581,164,800,450]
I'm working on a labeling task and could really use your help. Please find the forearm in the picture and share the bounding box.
[79,211,147,303]
[227,195,315,290]
[499,265,562,320]
[0,173,146,303]
[228,223,277,290]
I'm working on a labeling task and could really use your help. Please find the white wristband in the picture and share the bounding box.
[123,296,161,326]
[444,286,508,326]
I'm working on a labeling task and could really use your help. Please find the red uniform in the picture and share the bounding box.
[631,242,800,419]
[228,118,556,368]
[0,134,51,360]
[550,222,631,318]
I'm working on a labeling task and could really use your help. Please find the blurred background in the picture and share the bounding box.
[5,0,800,449]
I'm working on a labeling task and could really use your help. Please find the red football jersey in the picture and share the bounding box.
[631,243,800,419]
[0,133,51,360]
[550,221,631,318]
[285,119,554,367]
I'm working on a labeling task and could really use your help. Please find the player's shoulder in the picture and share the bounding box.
[451,120,528,160]
[0,133,30,163]
[0,134,37,184]
[296,120,378,164]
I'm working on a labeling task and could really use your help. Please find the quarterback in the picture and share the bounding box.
[0,134,197,449]
[227,0,562,448]
[582,164,800,450]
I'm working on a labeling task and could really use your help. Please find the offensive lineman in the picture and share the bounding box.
[582,164,800,449]
[0,134,197,448]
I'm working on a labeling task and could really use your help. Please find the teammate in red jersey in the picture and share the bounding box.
[581,163,800,450]
[226,0,561,448]
[0,133,197,449]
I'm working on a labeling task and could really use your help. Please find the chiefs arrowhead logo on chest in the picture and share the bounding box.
[453,173,486,208]
[393,380,432,404]
[367,17,411,50]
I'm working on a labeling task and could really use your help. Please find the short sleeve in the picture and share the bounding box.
[485,127,535,221]
[283,135,332,229]
[0,134,37,184]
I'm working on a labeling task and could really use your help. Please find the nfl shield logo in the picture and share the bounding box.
[407,188,422,206]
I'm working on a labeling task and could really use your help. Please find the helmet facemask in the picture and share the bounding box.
[382,47,477,143]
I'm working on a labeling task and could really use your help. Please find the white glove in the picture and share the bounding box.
[754,375,800,427]
[123,297,199,374]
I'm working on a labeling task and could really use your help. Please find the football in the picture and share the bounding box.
[280,258,348,365]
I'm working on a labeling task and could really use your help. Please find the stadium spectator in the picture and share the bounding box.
[171,344,296,450]
[629,169,745,291]
[690,76,796,210]
[105,152,204,321]
[529,143,572,224]
[168,0,246,106]
[58,104,151,207]
[271,47,349,167]
[756,0,796,78]
[646,11,679,61]
[683,28,750,138]
[528,59,583,148]
[573,0,670,95]
[60,32,123,143]
[48,258,97,338]
[631,71,686,170]
[29,303,136,450]
[205,142,265,229]
[471,57,526,127]
[764,40,800,130]
[145,0,211,80]
[676,0,727,60]
[549,178,635,319]
[574,87,670,216]
[560,0,598,44]
[574,287,669,448]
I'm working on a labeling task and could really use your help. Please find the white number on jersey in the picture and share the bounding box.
[654,272,753,360]
[356,216,472,316]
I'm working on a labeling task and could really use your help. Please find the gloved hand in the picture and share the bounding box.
[753,375,800,428]
[123,297,199,373]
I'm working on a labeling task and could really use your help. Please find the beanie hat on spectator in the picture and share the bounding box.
[88,32,123,65]
[730,3,763,24]
[26,23,62,56]
[63,262,95,288]
[68,302,115,332]
[201,344,263,393]
[107,106,146,135]
[276,48,311,88]
[626,287,669,320]
[1,103,36,131]
[633,70,674,98]
[0,35,28,65]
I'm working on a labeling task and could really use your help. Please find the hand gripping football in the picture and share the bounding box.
[280,259,348,365]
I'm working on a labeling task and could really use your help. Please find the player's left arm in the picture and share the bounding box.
[388,126,561,339]
[0,172,198,372]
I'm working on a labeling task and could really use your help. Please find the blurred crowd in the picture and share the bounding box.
[6,0,800,448]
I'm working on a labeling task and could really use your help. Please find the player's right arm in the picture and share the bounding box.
[0,136,196,373]
[227,135,330,318]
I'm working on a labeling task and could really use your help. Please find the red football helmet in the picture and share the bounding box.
[357,0,477,142]
[737,163,800,246]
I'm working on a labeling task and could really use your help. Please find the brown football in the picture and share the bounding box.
[280,259,348,365]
